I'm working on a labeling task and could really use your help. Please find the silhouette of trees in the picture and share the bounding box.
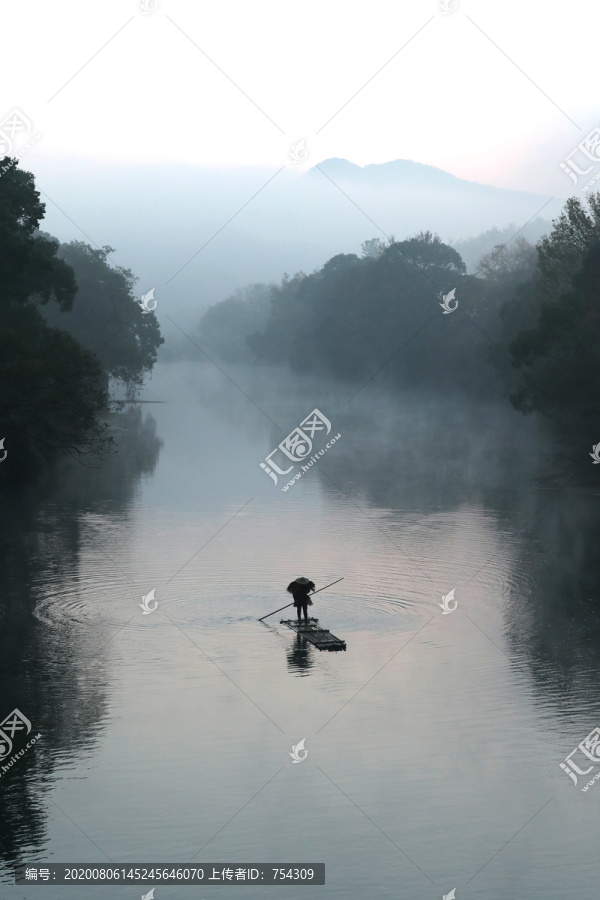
[246,232,485,391]
[510,238,600,434]
[42,240,163,396]
[0,160,112,484]
[191,193,600,451]
[0,159,163,485]
[503,193,600,444]
[199,283,271,362]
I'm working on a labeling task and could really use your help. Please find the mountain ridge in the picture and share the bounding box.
[307,156,547,198]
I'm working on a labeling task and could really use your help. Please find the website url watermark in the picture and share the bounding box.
[560,726,600,792]
[560,125,600,195]
[0,108,42,177]
[0,708,40,777]
[260,408,340,490]
[281,434,341,491]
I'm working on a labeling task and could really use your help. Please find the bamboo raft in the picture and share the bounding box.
[280,618,346,651]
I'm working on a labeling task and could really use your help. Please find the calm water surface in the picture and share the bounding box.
[1,361,600,899]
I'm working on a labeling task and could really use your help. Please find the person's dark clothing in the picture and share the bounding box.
[287,580,315,622]
[295,599,309,622]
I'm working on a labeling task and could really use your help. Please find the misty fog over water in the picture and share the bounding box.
[2,360,600,899]
[2,0,600,896]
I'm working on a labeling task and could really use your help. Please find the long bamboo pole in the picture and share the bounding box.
[258,577,344,621]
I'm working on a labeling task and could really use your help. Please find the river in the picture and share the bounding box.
[1,360,599,899]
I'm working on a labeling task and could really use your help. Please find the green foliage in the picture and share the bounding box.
[42,240,164,394]
[476,236,538,286]
[0,303,112,484]
[536,192,600,304]
[246,271,309,366]
[0,159,163,485]
[452,219,549,272]
[0,159,76,309]
[509,238,600,430]
[198,283,272,362]
[361,238,385,259]
[384,230,466,278]
[470,238,540,384]
[247,231,490,392]
[503,192,600,439]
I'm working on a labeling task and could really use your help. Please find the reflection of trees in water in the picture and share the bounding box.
[333,395,600,704]
[53,406,163,503]
[0,409,162,868]
[311,395,545,511]
[504,490,600,703]
[297,392,600,707]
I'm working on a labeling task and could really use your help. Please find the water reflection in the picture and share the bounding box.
[286,633,315,674]
[53,405,163,504]
[2,366,600,898]
[506,487,600,705]
[0,407,162,870]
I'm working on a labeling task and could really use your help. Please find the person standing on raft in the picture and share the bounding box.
[287,577,316,623]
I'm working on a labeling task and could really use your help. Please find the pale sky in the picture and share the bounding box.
[2,0,598,197]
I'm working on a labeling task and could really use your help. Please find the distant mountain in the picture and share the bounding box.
[292,156,559,268]
[30,155,562,328]
[307,156,550,201]
[309,157,467,187]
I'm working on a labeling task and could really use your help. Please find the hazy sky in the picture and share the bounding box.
[2,0,597,197]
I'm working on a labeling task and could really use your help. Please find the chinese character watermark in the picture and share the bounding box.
[560,726,600,791]
[560,126,600,194]
[0,109,42,177]
[260,408,340,491]
[0,709,40,778]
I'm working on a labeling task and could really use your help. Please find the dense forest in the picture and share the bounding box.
[0,159,163,487]
[195,193,600,450]
[3,152,599,491]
